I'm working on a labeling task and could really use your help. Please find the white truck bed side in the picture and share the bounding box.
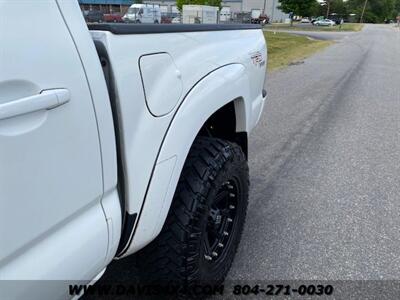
[89,24,267,256]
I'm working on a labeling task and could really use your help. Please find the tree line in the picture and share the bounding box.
[278,0,400,23]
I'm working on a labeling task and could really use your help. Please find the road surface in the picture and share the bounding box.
[230,24,400,284]
[93,24,400,298]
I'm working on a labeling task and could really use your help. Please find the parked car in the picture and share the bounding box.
[123,3,161,23]
[84,10,104,23]
[301,18,311,23]
[161,14,172,23]
[161,12,179,24]
[1,1,267,299]
[311,16,325,24]
[314,19,336,26]
[171,15,181,23]
[251,9,262,24]
[250,9,269,24]
[103,13,123,23]
[259,14,270,25]
[328,16,342,25]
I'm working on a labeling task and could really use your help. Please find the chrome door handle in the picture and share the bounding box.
[0,89,70,121]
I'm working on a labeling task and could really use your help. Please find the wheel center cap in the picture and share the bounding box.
[215,214,222,225]
[209,208,222,226]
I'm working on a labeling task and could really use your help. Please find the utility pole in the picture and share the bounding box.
[263,0,267,15]
[271,0,276,22]
[326,0,330,18]
[360,0,368,23]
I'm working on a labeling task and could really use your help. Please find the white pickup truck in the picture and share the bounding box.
[0,1,267,299]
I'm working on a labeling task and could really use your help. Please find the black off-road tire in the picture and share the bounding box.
[136,136,249,298]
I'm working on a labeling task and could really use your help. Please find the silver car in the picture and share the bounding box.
[314,19,336,26]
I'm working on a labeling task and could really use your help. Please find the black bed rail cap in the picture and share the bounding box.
[88,23,262,34]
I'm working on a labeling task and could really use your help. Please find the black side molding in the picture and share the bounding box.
[88,23,262,34]
[116,212,137,256]
[94,41,138,258]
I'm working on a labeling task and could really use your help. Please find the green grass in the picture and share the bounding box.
[265,31,334,70]
[266,23,364,32]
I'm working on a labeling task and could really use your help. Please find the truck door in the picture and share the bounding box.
[0,0,108,287]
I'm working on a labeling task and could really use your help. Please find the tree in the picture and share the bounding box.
[320,0,347,18]
[347,0,396,23]
[278,0,319,25]
[395,0,400,14]
[176,0,222,12]
[321,0,332,17]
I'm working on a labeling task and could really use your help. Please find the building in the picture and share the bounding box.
[78,0,288,21]
[78,0,133,13]
[144,0,288,21]
[221,0,242,13]
[241,0,288,22]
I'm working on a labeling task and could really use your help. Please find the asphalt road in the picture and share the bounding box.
[229,24,400,284]
[93,24,400,298]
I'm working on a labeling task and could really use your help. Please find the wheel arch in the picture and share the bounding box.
[197,99,248,159]
[121,64,252,257]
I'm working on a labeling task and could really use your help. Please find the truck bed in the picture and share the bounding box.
[90,23,267,256]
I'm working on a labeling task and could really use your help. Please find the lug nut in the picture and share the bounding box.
[229,193,235,198]
[229,205,235,209]
[204,255,212,261]
[223,231,229,236]
[218,243,224,247]
[227,185,234,190]
[227,218,233,223]
[212,251,218,257]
